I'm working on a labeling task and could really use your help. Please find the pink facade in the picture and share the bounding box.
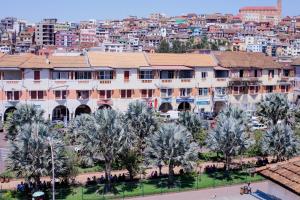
[55,31,79,50]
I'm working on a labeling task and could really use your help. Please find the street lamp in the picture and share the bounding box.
[47,136,55,200]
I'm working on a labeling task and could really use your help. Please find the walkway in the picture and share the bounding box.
[0,156,262,190]
[131,181,269,200]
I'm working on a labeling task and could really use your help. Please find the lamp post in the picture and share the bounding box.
[47,136,55,200]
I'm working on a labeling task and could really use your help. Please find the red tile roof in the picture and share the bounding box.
[257,157,300,195]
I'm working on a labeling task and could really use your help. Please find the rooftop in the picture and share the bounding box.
[257,157,300,195]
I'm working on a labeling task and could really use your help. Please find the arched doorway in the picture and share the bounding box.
[159,103,173,113]
[98,104,112,110]
[52,105,69,122]
[178,102,191,111]
[4,107,16,121]
[75,105,91,116]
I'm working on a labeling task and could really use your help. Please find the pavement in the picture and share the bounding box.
[131,181,269,200]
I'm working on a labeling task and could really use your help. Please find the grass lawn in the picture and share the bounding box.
[52,170,264,200]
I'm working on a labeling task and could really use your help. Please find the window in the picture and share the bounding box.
[280,85,289,93]
[215,70,229,78]
[76,90,89,100]
[140,70,153,79]
[99,90,112,99]
[75,71,91,80]
[160,89,172,98]
[266,86,274,93]
[180,88,192,97]
[52,71,69,80]
[201,72,207,79]
[98,71,113,80]
[6,91,19,101]
[268,70,274,78]
[34,71,40,80]
[215,87,226,95]
[199,88,209,96]
[120,90,132,98]
[254,69,258,77]
[179,70,193,79]
[124,71,130,81]
[160,71,174,79]
[249,86,259,94]
[232,86,245,95]
[54,90,67,100]
[239,70,244,78]
[141,89,153,98]
[30,91,44,100]
[283,69,290,77]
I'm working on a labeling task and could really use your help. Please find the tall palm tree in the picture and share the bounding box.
[144,123,199,183]
[256,94,293,126]
[124,101,158,149]
[5,104,45,141]
[262,123,299,162]
[6,122,67,183]
[206,107,251,170]
[70,109,128,190]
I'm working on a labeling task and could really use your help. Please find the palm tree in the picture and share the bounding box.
[144,123,199,183]
[206,107,251,170]
[124,101,157,148]
[178,111,206,145]
[6,122,68,183]
[5,104,45,141]
[262,123,299,162]
[70,109,128,190]
[256,94,293,126]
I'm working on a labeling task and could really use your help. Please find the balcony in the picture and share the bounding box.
[99,80,112,84]
[142,79,152,83]
[181,79,191,83]
[161,79,172,83]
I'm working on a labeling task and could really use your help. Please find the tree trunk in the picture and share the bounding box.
[158,165,162,176]
[225,155,230,171]
[104,160,112,193]
[168,164,174,186]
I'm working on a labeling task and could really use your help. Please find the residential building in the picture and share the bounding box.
[55,31,79,50]
[35,18,57,46]
[0,52,293,122]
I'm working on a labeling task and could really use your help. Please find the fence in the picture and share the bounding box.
[0,171,263,200]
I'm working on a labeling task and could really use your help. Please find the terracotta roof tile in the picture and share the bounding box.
[87,52,149,68]
[257,157,300,195]
[146,53,217,67]
[214,51,281,69]
[0,54,32,68]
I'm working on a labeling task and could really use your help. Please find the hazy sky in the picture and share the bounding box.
[0,0,299,22]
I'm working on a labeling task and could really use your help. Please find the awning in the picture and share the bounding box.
[214,66,229,70]
[152,65,193,70]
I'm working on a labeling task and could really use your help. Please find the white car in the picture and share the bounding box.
[251,123,267,131]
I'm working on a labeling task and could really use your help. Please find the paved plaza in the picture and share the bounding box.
[132,181,270,200]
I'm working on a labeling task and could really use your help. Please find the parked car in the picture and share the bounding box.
[202,112,216,120]
[251,122,267,131]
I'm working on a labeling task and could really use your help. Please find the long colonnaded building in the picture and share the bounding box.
[0,51,294,122]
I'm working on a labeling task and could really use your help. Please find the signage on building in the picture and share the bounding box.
[161,98,172,103]
[196,99,210,105]
[176,98,194,103]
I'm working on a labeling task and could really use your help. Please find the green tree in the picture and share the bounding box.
[158,39,170,53]
[124,101,157,150]
[5,104,45,141]
[262,123,299,161]
[171,40,186,53]
[256,94,293,126]
[6,123,68,183]
[206,107,251,170]
[69,109,128,190]
[144,123,199,183]
[178,111,206,146]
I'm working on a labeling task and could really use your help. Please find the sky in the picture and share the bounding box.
[0,0,299,22]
